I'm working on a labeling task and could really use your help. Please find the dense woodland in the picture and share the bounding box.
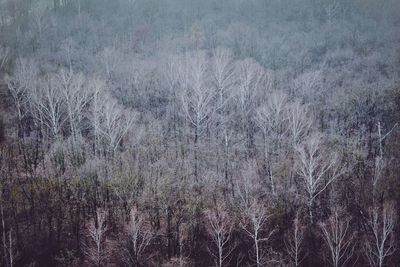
[0,0,400,266]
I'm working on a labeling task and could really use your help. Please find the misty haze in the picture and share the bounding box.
[0,0,400,266]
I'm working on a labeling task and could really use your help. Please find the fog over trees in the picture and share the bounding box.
[0,0,400,266]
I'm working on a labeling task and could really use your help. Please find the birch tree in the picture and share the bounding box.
[177,50,216,182]
[287,100,312,145]
[7,58,37,135]
[123,207,153,266]
[240,201,276,267]
[255,91,288,195]
[87,78,105,156]
[319,208,355,267]
[211,47,236,193]
[235,58,265,156]
[84,209,108,267]
[56,69,90,144]
[95,94,134,156]
[31,75,66,139]
[235,58,265,117]
[212,47,235,108]
[292,71,322,99]
[372,122,397,200]
[206,204,234,267]
[364,204,396,267]
[285,214,306,267]
[0,46,9,73]
[295,134,343,223]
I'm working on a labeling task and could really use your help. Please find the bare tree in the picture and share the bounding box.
[212,47,235,107]
[31,1,49,38]
[372,122,398,200]
[376,121,398,159]
[1,203,6,267]
[255,91,288,136]
[372,156,385,203]
[295,133,343,223]
[324,0,342,24]
[95,94,134,156]
[287,100,312,145]
[364,204,396,267]
[255,91,288,195]
[56,69,91,143]
[285,214,306,267]
[123,207,153,266]
[235,58,265,157]
[99,46,120,79]
[176,50,216,182]
[211,47,236,194]
[0,46,9,73]
[236,160,262,208]
[7,229,18,267]
[319,208,355,267]
[84,209,108,267]
[31,75,66,139]
[87,78,105,156]
[179,51,215,130]
[60,38,77,71]
[206,204,234,267]
[235,58,265,116]
[7,58,38,133]
[292,71,322,99]
[240,201,276,267]
[1,205,18,267]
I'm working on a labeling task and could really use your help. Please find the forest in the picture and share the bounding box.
[0,0,400,266]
